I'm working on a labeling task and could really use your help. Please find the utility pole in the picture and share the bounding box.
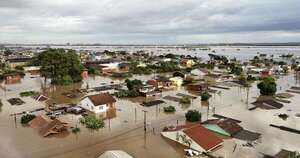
[142,110,148,132]
[135,108,137,123]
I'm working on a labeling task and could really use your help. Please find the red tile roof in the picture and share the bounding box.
[86,93,116,106]
[183,124,223,151]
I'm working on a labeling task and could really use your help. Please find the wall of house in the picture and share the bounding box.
[161,131,205,152]
[79,98,107,113]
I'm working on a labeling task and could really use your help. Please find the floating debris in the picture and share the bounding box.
[278,114,289,120]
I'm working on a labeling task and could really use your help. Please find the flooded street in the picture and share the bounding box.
[1,46,300,158]
[1,71,300,158]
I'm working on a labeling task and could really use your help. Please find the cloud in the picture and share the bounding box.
[0,0,300,43]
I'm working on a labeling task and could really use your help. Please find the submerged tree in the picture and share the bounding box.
[185,110,202,122]
[31,49,83,85]
[257,77,277,96]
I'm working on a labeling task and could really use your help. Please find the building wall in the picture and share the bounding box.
[161,131,205,152]
[79,98,107,113]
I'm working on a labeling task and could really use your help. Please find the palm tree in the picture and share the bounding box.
[179,134,193,148]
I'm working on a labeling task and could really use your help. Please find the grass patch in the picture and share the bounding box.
[20,91,39,97]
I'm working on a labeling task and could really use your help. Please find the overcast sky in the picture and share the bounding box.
[0,0,300,44]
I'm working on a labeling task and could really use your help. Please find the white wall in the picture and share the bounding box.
[161,131,205,152]
[79,97,107,113]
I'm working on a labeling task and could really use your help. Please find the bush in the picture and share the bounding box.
[201,92,211,101]
[125,79,143,90]
[185,110,201,122]
[180,97,191,104]
[20,91,39,97]
[257,77,277,96]
[231,66,243,75]
[163,106,176,113]
[80,115,105,130]
[88,67,97,74]
[21,114,36,124]
[72,127,81,134]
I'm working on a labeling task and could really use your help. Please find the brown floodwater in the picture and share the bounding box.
[1,73,300,158]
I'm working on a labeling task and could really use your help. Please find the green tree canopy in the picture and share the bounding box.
[257,77,277,96]
[185,110,202,122]
[125,79,143,90]
[31,49,83,85]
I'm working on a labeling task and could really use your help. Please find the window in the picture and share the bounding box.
[99,106,103,110]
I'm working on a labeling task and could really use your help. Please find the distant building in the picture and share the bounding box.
[169,77,183,87]
[147,78,173,89]
[6,56,32,68]
[181,59,195,68]
[4,73,21,84]
[187,83,209,92]
[23,66,40,75]
[79,93,116,113]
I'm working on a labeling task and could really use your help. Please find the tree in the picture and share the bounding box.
[31,49,83,85]
[21,114,36,124]
[257,77,277,96]
[185,110,202,122]
[231,66,243,75]
[80,115,105,130]
[180,97,191,104]
[163,106,176,113]
[125,79,143,90]
[88,67,97,74]
[201,92,211,101]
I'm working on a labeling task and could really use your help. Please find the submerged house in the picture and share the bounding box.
[187,83,209,92]
[252,99,284,110]
[203,118,261,141]
[29,115,67,137]
[180,59,195,68]
[169,77,183,87]
[79,93,116,113]
[263,149,293,158]
[6,56,32,68]
[147,78,173,89]
[203,119,243,137]
[204,74,222,84]
[190,68,209,79]
[3,73,22,84]
[23,66,40,75]
[161,124,223,153]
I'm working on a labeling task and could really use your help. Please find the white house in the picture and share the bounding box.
[191,68,209,79]
[169,77,183,87]
[79,93,116,113]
